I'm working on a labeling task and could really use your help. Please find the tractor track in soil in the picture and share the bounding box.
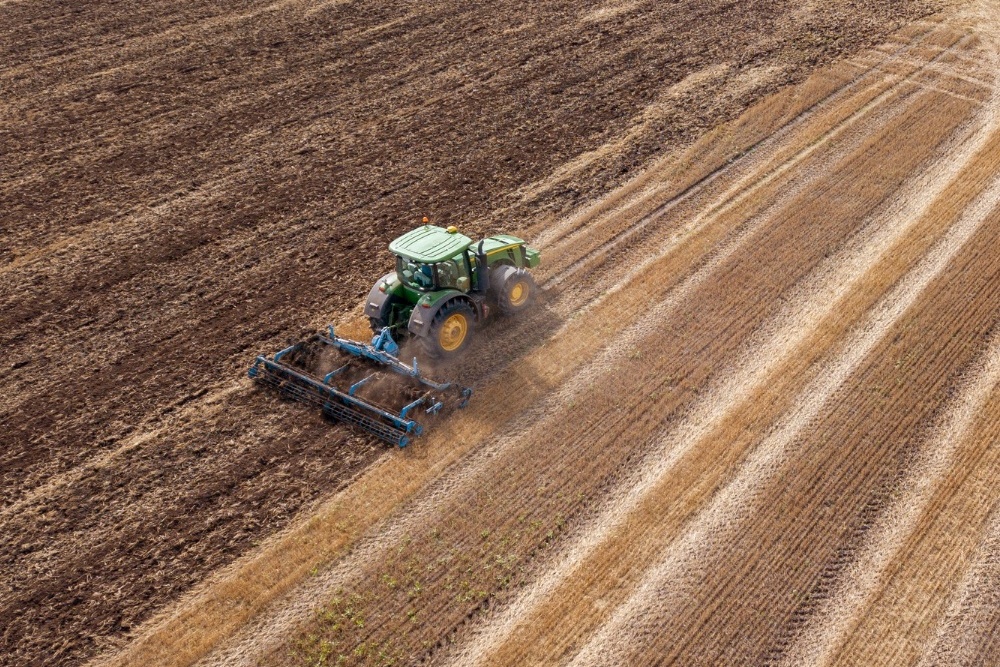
[6,1,1000,666]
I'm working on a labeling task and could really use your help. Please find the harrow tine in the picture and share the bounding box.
[249,326,472,446]
[349,373,377,396]
[400,394,430,419]
[323,364,350,384]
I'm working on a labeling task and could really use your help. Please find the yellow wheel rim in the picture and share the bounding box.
[439,313,468,352]
[509,281,529,306]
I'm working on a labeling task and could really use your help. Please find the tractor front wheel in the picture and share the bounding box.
[497,269,536,315]
[424,301,475,358]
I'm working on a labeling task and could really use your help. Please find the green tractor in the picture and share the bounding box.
[248,222,540,447]
[364,222,541,357]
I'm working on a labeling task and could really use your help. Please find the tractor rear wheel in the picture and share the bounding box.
[423,301,475,358]
[497,268,536,315]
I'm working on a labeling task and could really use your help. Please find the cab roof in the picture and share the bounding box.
[389,225,473,263]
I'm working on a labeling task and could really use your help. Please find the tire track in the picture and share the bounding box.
[444,59,1000,665]
[542,33,972,312]
[565,158,1000,667]
[826,392,1000,666]
[775,336,1000,667]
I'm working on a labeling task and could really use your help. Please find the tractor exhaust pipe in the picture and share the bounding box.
[477,240,490,292]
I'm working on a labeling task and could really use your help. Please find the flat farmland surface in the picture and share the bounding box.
[5,0,1000,666]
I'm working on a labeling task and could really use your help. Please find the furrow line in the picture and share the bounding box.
[447,75,998,665]
[566,163,1000,667]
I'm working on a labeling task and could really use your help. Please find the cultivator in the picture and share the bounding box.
[249,327,472,447]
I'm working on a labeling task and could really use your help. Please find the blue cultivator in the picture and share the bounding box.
[249,327,472,447]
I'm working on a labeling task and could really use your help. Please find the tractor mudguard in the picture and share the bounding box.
[363,273,398,323]
[408,291,477,338]
[489,264,520,293]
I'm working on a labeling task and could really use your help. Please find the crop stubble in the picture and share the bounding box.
[151,14,1000,667]
[8,1,997,666]
[829,393,1000,665]
[450,36,1000,667]
[596,206,1000,666]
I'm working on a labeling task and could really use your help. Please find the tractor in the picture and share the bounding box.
[364,222,541,357]
[248,221,541,446]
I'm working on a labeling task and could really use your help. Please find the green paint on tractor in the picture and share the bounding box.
[365,224,541,357]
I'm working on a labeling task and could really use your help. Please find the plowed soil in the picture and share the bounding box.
[6,1,1000,666]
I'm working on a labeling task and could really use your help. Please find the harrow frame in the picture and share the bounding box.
[249,327,472,447]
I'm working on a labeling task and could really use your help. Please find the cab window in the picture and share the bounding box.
[435,254,470,292]
[397,256,435,291]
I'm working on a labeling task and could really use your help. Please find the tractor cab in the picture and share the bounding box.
[367,223,540,357]
[390,225,478,294]
[395,252,474,293]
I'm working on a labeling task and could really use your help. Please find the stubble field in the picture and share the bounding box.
[4,0,1000,666]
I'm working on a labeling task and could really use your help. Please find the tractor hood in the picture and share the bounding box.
[389,225,473,263]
